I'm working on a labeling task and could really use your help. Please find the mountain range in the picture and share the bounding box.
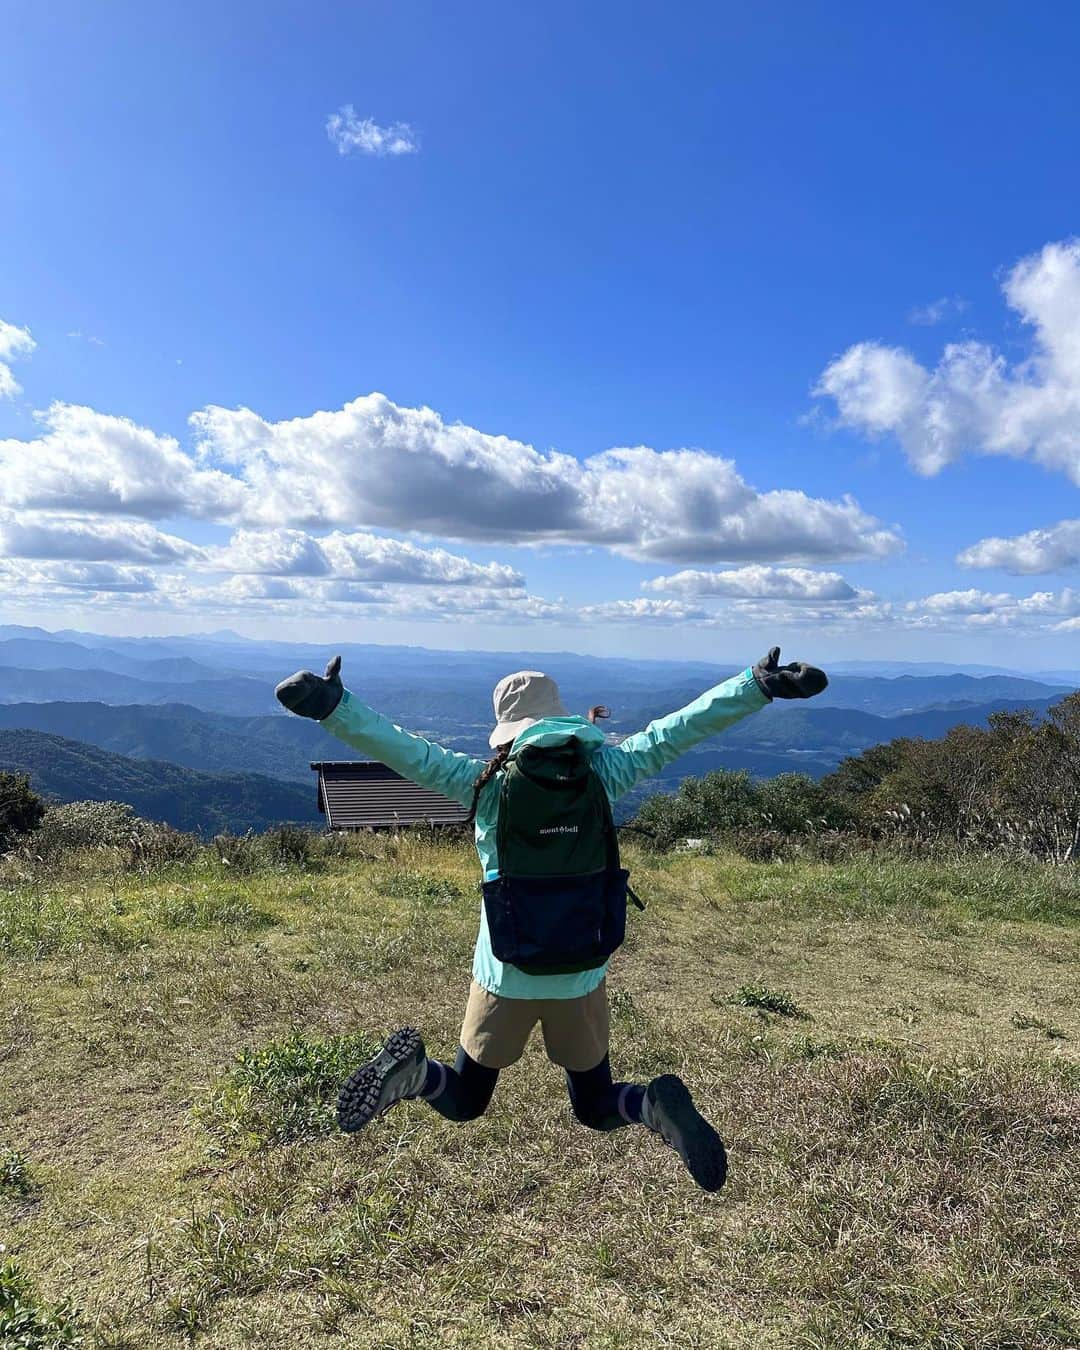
[0,730,319,835]
[0,624,1075,832]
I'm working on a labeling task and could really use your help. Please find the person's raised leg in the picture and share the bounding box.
[565,1053,645,1131]
[338,981,533,1133]
[337,1031,500,1132]
[545,984,728,1192]
[640,1074,728,1192]
[565,1055,727,1192]
[423,1046,499,1122]
[337,1026,429,1132]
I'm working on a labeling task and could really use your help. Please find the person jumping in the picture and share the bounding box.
[275,646,827,1191]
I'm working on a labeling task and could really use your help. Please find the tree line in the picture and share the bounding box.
[636,692,1080,862]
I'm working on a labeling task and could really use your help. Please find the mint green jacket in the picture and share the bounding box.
[321,668,768,999]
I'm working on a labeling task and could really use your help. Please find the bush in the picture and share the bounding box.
[210,831,265,875]
[634,769,850,851]
[30,800,138,860]
[0,773,45,853]
[261,823,315,868]
[634,769,762,849]
[756,772,852,834]
[127,821,200,869]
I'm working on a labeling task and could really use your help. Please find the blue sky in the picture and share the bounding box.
[3,1,1080,660]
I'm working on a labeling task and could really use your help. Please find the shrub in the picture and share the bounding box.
[634,769,762,848]
[0,773,45,853]
[30,800,137,860]
[211,832,265,875]
[196,1028,379,1149]
[261,823,315,868]
[756,772,852,834]
[128,821,200,869]
[635,769,851,851]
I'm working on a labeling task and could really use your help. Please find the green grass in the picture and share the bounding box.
[0,1261,84,1348]
[1,835,1079,1347]
[729,983,806,1017]
[196,1028,380,1150]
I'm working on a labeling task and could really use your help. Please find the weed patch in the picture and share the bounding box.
[1012,1009,1068,1039]
[730,982,807,1018]
[377,868,466,906]
[0,1146,38,1197]
[155,888,274,933]
[196,1028,379,1149]
[0,1261,83,1348]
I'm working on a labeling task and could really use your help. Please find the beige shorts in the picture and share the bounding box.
[459,979,609,1072]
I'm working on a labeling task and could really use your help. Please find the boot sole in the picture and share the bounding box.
[337,1026,423,1134]
[649,1075,728,1192]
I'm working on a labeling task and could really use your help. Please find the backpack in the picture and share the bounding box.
[480,737,644,975]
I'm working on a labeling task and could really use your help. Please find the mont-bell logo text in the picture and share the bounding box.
[539,824,579,836]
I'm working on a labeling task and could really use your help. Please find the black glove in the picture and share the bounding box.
[275,655,344,720]
[752,646,828,701]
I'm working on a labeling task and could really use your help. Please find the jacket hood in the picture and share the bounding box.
[510,714,607,753]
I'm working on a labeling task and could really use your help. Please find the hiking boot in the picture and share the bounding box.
[642,1074,727,1192]
[337,1026,427,1133]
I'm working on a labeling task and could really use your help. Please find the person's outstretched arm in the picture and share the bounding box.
[275,656,486,807]
[592,646,827,802]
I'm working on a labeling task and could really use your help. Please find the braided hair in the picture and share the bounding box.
[465,703,611,826]
[465,741,511,825]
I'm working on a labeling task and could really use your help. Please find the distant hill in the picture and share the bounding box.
[813,673,1074,715]
[0,730,320,835]
[0,701,332,782]
[0,685,1069,815]
[0,665,276,715]
[0,626,1075,832]
[613,674,1074,728]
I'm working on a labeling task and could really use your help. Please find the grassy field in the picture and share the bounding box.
[2,832,1079,1348]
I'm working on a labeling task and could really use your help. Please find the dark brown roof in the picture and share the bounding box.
[311,760,470,829]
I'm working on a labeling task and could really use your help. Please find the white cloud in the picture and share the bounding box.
[643,565,859,601]
[577,598,709,624]
[958,520,1080,575]
[211,527,523,588]
[903,587,1080,629]
[326,106,418,157]
[912,589,1015,616]
[0,559,157,593]
[0,319,35,399]
[815,239,1080,481]
[0,512,201,564]
[0,394,901,568]
[210,528,330,576]
[0,403,244,519]
[191,392,901,565]
[908,296,968,326]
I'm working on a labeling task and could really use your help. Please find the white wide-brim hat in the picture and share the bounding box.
[489,670,568,748]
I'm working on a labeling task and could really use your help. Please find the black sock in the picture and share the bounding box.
[566,1055,645,1132]
[422,1046,499,1123]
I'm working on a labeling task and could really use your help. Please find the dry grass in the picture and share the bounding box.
[1,834,1078,1347]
